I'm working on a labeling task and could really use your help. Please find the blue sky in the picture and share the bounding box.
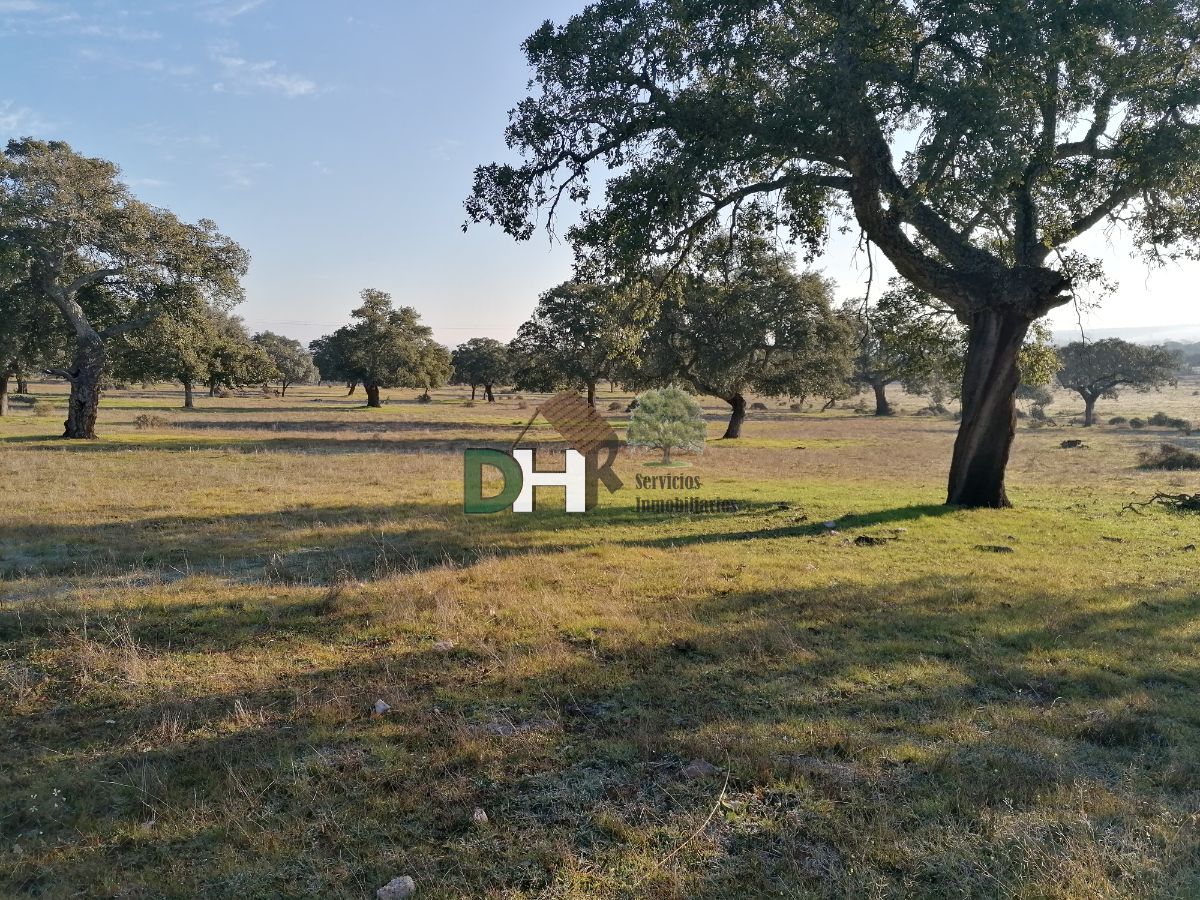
[2,0,1198,347]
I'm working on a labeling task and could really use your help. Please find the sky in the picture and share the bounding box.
[2,0,1199,347]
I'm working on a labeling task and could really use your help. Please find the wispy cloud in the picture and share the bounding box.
[218,155,268,189]
[78,47,195,77]
[76,22,161,41]
[0,100,48,137]
[198,0,267,25]
[0,2,158,40]
[212,50,316,98]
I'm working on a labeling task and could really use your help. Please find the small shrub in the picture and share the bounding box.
[1109,416,1127,426]
[1129,417,1146,429]
[1138,443,1200,471]
[608,401,622,411]
[1030,405,1048,421]
[133,414,170,430]
[31,400,56,417]
[1148,411,1172,427]
[464,400,476,408]
[790,403,804,412]
[750,402,768,411]
[517,401,529,410]
[417,393,433,404]
[217,389,232,399]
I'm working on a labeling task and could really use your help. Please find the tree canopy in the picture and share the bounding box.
[468,0,1200,506]
[313,289,451,408]
[509,280,643,406]
[253,331,316,397]
[0,138,247,437]
[1056,338,1180,425]
[633,235,852,438]
[451,337,512,402]
[842,281,966,416]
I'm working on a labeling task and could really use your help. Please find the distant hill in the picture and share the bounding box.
[1051,324,1200,345]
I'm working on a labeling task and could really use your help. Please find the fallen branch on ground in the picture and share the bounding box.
[1122,492,1200,515]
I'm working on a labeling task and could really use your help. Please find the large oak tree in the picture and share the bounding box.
[0,139,247,438]
[468,0,1200,507]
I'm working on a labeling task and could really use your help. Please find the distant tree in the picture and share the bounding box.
[635,236,852,439]
[0,251,67,416]
[114,307,273,407]
[206,313,277,398]
[310,334,356,394]
[842,281,966,416]
[1056,339,1180,426]
[313,289,450,408]
[509,281,642,407]
[468,2,1200,507]
[0,138,247,438]
[114,304,218,408]
[627,385,707,465]
[451,337,511,401]
[253,331,316,397]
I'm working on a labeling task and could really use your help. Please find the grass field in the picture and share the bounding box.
[2,380,1199,898]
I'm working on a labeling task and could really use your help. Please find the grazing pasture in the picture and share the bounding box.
[2,381,1199,898]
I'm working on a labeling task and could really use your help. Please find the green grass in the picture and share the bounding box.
[1,381,1199,898]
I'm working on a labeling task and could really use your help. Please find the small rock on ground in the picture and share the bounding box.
[681,758,721,780]
[377,875,416,899]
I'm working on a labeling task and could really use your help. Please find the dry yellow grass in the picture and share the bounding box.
[1,379,1198,898]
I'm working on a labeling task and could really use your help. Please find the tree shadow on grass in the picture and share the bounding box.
[1,574,1195,897]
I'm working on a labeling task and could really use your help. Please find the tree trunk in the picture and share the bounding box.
[1082,393,1097,427]
[365,383,382,408]
[63,336,106,439]
[0,371,9,417]
[183,380,195,409]
[872,381,892,416]
[347,382,358,396]
[663,445,672,465]
[722,393,747,439]
[281,382,289,397]
[209,380,219,397]
[587,380,596,408]
[471,384,477,401]
[485,384,495,402]
[16,372,28,395]
[946,308,1032,508]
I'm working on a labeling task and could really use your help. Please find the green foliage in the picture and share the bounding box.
[625,385,707,463]
[0,138,247,334]
[1057,339,1180,404]
[253,331,316,394]
[1018,323,1063,388]
[842,280,965,396]
[635,234,853,409]
[313,290,451,399]
[451,338,511,397]
[469,1,1200,301]
[509,281,643,399]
